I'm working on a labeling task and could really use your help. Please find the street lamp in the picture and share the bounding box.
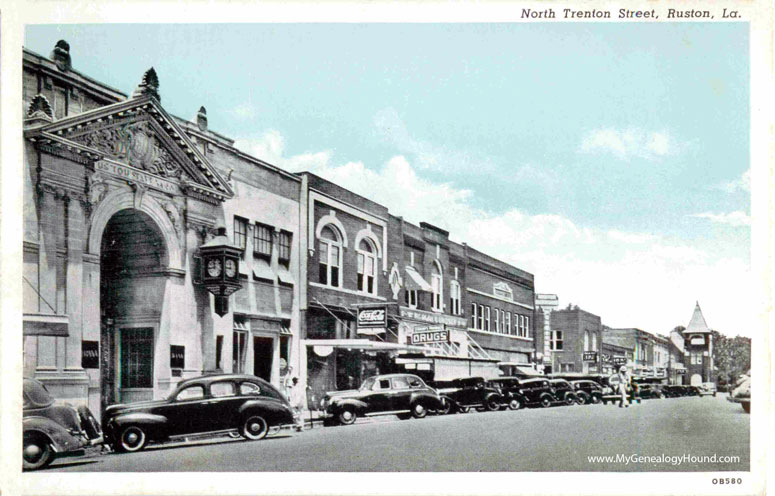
[199,223,243,317]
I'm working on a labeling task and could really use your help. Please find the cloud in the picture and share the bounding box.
[233,129,752,337]
[579,128,682,160]
[714,169,750,194]
[230,103,257,120]
[690,211,751,227]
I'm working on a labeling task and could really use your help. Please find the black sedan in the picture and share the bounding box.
[102,374,295,453]
[548,379,581,406]
[570,380,604,404]
[430,377,502,414]
[321,374,444,425]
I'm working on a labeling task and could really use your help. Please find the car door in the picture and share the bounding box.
[200,381,241,432]
[390,376,412,411]
[364,378,393,413]
[158,384,207,436]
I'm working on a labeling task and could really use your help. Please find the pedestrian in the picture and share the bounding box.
[616,366,631,408]
[287,377,305,432]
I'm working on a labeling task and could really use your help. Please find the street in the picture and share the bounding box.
[38,394,748,472]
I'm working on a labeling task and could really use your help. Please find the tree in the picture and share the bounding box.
[711,330,751,386]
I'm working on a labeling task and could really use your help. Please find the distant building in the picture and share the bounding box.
[535,305,603,374]
[681,302,714,385]
[603,327,667,381]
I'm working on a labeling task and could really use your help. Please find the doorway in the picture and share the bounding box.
[253,337,274,381]
[100,208,167,408]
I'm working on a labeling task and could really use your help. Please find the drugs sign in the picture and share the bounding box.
[411,327,449,345]
[358,307,387,328]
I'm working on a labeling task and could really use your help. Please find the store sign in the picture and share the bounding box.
[358,307,386,328]
[583,351,598,362]
[170,345,185,369]
[411,326,450,345]
[601,353,612,363]
[676,369,686,375]
[613,356,628,365]
[81,341,99,369]
[399,306,467,328]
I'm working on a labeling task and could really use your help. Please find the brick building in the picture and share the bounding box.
[681,302,714,385]
[534,305,603,374]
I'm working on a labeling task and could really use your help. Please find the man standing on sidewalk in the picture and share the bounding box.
[287,377,306,431]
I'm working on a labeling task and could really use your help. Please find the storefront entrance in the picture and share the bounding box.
[100,208,168,410]
[253,337,274,381]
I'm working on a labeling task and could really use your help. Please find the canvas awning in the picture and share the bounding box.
[303,339,425,352]
[513,365,544,377]
[404,266,433,292]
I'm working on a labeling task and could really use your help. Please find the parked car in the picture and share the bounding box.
[548,379,580,405]
[430,377,502,414]
[570,380,603,404]
[636,384,665,399]
[486,377,554,409]
[698,382,717,397]
[682,385,701,396]
[726,374,750,413]
[321,373,444,425]
[102,374,295,453]
[23,377,103,470]
[662,385,686,398]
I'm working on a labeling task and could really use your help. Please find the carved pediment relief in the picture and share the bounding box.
[71,119,184,180]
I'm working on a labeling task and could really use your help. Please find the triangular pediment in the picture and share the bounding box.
[27,95,233,201]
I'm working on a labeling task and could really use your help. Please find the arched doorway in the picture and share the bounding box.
[690,373,703,386]
[100,208,168,409]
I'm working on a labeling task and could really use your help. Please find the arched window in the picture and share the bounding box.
[584,331,590,351]
[431,261,443,312]
[357,238,377,295]
[318,225,342,288]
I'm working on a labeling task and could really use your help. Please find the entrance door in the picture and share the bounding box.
[253,337,273,381]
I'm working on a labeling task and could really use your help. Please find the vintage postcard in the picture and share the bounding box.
[1,0,771,495]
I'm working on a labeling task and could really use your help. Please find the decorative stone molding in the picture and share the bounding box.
[51,40,72,72]
[163,201,183,238]
[196,106,208,131]
[315,210,349,248]
[27,94,54,121]
[129,181,149,209]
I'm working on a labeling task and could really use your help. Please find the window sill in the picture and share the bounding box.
[310,282,386,301]
[466,328,534,341]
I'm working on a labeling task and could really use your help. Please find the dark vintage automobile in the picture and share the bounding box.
[23,377,103,470]
[511,378,556,408]
[727,374,750,413]
[548,379,580,405]
[430,377,502,414]
[321,373,444,425]
[662,385,686,398]
[569,380,603,404]
[102,374,295,453]
[636,384,666,399]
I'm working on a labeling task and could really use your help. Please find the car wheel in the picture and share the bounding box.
[486,397,501,412]
[591,395,602,405]
[23,433,54,470]
[118,425,147,453]
[508,398,522,410]
[77,405,102,440]
[240,415,269,440]
[338,407,357,425]
[411,402,428,419]
[437,398,452,415]
[565,395,576,406]
[458,406,470,414]
[742,402,750,414]
[540,396,552,408]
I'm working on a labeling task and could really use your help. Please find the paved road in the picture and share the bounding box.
[39,394,749,472]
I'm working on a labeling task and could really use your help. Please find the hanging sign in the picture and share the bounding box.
[357,307,386,327]
[410,326,449,345]
[583,351,598,362]
[613,356,628,365]
[81,341,99,369]
[170,345,185,369]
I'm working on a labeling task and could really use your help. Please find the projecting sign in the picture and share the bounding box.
[81,341,99,369]
[613,356,628,365]
[170,345,185,369]
[582,351,598,362]
[411,327,450,345]
[358,307,386,328]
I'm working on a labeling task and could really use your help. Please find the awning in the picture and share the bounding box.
[280,326,293,336]
[253,260,275,282]
[303,339,425,352]
[513,365,544,377]
[404,266,433,292]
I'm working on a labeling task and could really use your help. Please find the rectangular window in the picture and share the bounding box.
[450,282,461,315]
[278,231,292,262]
[253,223,273,258]
[471,303,477,329]
[215,335,224,370]
[120,328,154,388]
[485,307,491,332]
[233,330,248,373]
[357,252,376,294]
[234,217,248,252]
[525,316,530,338]
[505,312,511,335]
[494,309,500,333]
[478,304,485,330]
[501,311,506,334]
[551,330,563,351]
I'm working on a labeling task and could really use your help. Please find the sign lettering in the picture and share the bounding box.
[96,160,179,194]
[613,356,628,365]
[583,351,598,362]
[81,340,99,369]
[170,345,185,369]
[358,307,386,327]
[410,327,450,345]
[399,306,467,328]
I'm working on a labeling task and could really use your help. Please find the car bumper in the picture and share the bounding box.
[726,396,749,404]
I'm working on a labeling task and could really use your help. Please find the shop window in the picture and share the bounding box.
[233,330,248,373]
[234,216,248,254]
[253,223,273,260]
[449,280,461,315]
[357,239,377,295]
[494,309,500,333]
[431,261,443,311]
[278,230,292,264]
[120,328,153,389]
[318,225,342,288]
[551,330,563,351]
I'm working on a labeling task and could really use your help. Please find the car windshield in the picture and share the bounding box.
[23,379,54,408]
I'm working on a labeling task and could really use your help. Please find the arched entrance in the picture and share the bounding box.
[100,208,169,409]
[690,373,703,386]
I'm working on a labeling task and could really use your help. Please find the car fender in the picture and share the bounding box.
[238,399,294,424]
[24,417,83,453]
[539,392,554,403]
[484,392,502,403]
[410,391,443,409]
[330,398,369,413]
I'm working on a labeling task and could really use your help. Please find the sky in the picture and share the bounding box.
[25,23,752,337]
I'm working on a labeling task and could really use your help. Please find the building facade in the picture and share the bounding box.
[603,328,667,381]
[681,302,714,385]
[534,305,603,374]
[22,42,302,419]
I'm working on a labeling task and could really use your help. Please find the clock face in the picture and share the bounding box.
[207,258,222,278]
[225,259,237,278]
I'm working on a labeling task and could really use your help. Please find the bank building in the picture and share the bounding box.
[22,41,303,418]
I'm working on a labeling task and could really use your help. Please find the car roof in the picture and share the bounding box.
[176,374,269,388]
[370,373,422,380]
